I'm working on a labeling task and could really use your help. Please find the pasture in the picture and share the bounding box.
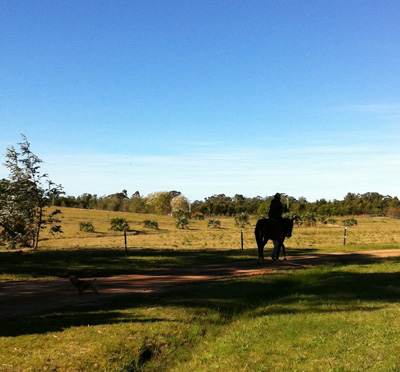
[1,208,400,371]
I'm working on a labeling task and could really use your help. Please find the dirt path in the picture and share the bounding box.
[1,249,399,319]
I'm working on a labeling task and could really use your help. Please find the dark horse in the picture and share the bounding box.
[254,218,294,263]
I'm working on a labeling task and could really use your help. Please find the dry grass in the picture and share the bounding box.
[38,208,400,253]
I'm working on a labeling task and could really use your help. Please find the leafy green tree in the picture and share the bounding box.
[146,191,173,215]
[257,201,270,219]
[130,191,147,213]
[0,135,64,249]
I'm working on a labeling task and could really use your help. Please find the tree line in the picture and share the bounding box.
[53,191,400,218]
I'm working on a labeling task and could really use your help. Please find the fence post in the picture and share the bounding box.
[241,229,244,251]
[124,230,128,254]
[343,226,347,245]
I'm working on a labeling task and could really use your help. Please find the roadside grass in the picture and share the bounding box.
[1,259,400,371]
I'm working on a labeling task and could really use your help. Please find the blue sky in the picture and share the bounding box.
[1,1,399,201]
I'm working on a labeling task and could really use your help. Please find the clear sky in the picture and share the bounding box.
[1,1,399,202]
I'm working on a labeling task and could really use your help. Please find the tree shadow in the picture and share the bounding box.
[0,248,258,278]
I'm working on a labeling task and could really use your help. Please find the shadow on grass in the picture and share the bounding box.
[2,257,399,337]
[0,248,253,278]
[0,246,319,278]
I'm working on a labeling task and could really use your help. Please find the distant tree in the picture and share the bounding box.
[257,201,270,219]
[146,191,173,215]
[130,191,146,213]
[0,135,64,249]
[171,194,190,214]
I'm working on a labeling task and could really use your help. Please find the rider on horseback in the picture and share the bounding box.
[268,193,285,260]
[268,193,283,224]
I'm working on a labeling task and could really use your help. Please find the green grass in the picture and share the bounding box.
[1,259,400,371]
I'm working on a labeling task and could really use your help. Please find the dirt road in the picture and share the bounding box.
[1,249,399,319]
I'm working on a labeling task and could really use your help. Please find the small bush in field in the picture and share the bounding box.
[235,212,250,228]
[79,221,94,232]
[110,218,130,231]
[326,218,338,225]
[143,220,159,229]
[173,209,190,229]
[207,219,221,229]
[192,212,204,220]
[342,218,358,226]
[175,216,190,229]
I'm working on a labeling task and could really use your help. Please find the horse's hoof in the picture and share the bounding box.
[271,255,276,261]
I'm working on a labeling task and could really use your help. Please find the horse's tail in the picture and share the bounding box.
[254,220,263,248]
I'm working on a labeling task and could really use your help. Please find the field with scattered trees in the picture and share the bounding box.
[1,136,400,371]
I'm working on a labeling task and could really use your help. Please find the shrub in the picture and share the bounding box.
[143,220,159,229]
[342,218,358,226]
[207,219,221,229]
[326,218,338,225]
[235,212,250,228]
[110,218,130,231]
[79,221,94,232]
[192,212,204,220]
[257,201,270,219]
[387,208,400,218]
[172,209,190,229]
[175,216,190,229]
[172,209,189,219]
[301,212,317,227]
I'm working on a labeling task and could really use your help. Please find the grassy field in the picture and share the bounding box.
[1,259,400,371]
[1,208,400,371]
[1,207,400,280]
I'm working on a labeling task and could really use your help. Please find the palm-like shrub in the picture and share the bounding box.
[143,220,159,229]
[79,221,94,232]
[207,219,221,229]
[342,218,358,226]
[235,212,250,228]
[110,218,130,231]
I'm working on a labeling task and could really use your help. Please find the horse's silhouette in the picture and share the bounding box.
[254,218,294,262]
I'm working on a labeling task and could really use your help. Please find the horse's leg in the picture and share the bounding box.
[272,241,279,260]
[282,242,287,260]
[257,238,266,264]
[276,241,281,260]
